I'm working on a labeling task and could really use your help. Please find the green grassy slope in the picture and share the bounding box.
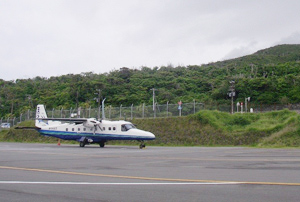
[133,109,300,147]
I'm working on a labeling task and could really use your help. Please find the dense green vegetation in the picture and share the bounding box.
[1,44,300,118]
[1,110,299,147]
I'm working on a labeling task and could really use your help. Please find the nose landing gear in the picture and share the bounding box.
[139,141,146,149]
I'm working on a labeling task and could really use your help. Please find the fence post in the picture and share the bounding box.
[109,105,111,119]
[131,104,133,120]
[167,101,169,117]
[142,103,145,118]
[260,103,262,113]
[193,99,196,114]
[154,102,157,118]
[120,104,122,118]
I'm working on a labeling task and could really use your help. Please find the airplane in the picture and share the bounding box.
[27,104,155,149]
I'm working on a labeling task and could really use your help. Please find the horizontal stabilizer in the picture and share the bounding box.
[15,126,41,130]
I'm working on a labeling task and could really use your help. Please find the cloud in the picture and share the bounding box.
[276,32,300,45]
[0,0,300,80]
[222,42,259,60]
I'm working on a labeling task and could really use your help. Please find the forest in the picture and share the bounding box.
[1,44,300,118]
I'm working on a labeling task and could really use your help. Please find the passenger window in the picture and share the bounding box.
[78,128,80,131]
[66,128,68,131]
[72,128,74,131]
[113,127,116,130]
[83,128,86,131]
[103,127,105,131]
[109,127,111,130]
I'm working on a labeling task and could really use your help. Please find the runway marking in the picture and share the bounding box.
[1,166,300,186]
[0,181,238,185]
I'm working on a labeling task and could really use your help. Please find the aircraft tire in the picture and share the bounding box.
[79,141,85,147]
[99,141,105,148]
[139,143,145,149]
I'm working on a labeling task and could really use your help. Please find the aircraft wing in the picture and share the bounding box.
[37,118,89,124]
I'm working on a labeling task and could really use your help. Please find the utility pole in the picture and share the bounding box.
[228,81,235,114]
[150,88,158,118]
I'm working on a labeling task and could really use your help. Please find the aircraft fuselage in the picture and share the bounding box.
[37,120,155,142]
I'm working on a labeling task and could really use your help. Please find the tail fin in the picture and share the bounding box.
[36,104,48,119]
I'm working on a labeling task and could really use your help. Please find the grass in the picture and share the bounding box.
[133,109,300,147]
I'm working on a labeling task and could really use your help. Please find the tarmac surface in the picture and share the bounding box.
[0,142,300,202]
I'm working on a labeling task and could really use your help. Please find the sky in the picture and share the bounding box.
[1,0,300,81]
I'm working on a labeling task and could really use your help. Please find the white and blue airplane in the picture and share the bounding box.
[34,104,155,148]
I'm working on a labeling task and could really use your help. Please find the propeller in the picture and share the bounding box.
[83,118,102,135]
[93,121,102,135]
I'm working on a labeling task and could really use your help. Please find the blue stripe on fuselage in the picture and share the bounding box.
[38,130,154,142]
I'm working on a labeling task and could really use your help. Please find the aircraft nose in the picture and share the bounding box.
[147,131,155,140]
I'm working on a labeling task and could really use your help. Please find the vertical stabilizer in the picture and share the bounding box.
[36,104,48,119]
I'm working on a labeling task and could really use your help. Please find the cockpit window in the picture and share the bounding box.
[121,124,136,131]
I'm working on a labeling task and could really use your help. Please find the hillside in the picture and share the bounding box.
[211,44,300,68]
[1,44,300,118]
[1,110,299,147]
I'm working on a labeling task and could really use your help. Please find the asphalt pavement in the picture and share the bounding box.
[0,142,299,202]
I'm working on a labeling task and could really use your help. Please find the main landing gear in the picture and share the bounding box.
[139,141,146,149]
[79,137,106,148]
[79,137,88,147]
[99,141,106,148]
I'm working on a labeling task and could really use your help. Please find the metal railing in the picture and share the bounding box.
[1,102,300,128]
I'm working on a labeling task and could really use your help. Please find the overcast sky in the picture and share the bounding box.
[1,0,300,81]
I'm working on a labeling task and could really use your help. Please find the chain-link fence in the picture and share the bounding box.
[1,102,300,129]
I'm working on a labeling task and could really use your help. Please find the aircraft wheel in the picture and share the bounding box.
[139,143,145,149]
[79,141,85,147]
[99,141,105,148]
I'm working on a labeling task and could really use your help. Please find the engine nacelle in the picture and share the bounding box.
[83,118,101,128]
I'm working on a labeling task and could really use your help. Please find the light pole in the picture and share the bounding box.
[94,89,101,120]
[150,88,158,118]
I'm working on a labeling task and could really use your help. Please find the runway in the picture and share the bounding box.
[0,143,299,202]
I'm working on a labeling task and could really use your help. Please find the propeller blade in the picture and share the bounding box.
[97,124,103,131]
